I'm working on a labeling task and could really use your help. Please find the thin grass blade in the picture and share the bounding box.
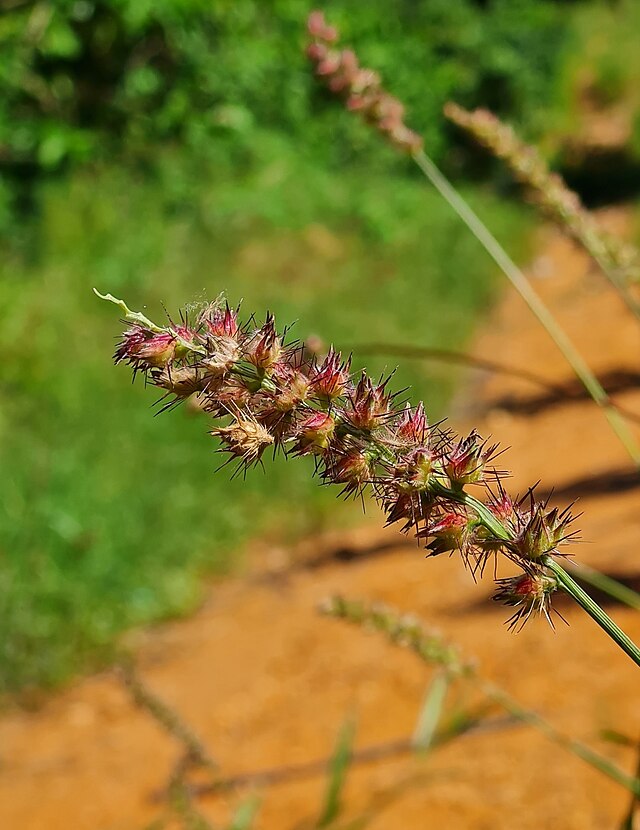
[228,794,261,830]
[317,715,358,828]
[412,671,449,753]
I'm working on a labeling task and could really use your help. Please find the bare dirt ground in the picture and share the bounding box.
[1,214,639,830]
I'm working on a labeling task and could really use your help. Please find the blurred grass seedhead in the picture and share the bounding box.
[0,0,572,233]
[444,102,640,290]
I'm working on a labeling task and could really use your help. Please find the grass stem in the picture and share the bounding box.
[444,489,640,666]
[543,557,640,667]
[410,149,640,469]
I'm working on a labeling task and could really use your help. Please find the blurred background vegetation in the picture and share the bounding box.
[1,0,639,694]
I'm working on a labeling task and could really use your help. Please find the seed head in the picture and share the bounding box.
[202,302,239,338]
[444,431,498,486]
[509,496,577,562]
[203,376,252,414]
[394,402,429,446]
[154,366,205,398]
[102,290,582,632]
[392,447,434,493]
[418,511,473,558]
[115,326,178,370]
[384,490,435,534]
[245,314,282,370]
[271,367,311,411]
[293,411,336,456]
[307,10,337,42]
[325,445,374,495]
[309,348,352,402]
[344,374,392,431]
[210,412,274,468]
[487,486,517,522]
[444,102,640,284]
[201,336,241,376]
[493,571,560,630]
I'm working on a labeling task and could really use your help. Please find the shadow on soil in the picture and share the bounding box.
[535,468,640,501]
[485,367,640,424]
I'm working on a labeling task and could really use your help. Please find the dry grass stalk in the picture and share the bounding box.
[444,102,640,294]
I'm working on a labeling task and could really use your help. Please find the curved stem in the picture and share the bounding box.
[434,484,510,541]
[410,149,640,469]
[438,485,640,666]
[353,340,640,427]
[568,563,640,612]
[544,557,640,668]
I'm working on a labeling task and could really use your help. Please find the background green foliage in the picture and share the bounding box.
[1,0,571,200]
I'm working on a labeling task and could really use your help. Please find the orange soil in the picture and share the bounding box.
[1,216,639,830]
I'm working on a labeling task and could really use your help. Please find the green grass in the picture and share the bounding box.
[0,151,530,694]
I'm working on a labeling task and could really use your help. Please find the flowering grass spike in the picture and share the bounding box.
[97,289,590,631]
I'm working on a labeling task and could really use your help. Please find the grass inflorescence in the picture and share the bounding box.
[444,102,640,292]
[102,291,578,632]
[101,288,640,664]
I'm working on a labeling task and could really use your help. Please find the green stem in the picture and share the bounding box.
[434,483,510,541]
[410,149,640,469]
[438,486,640,666]
[544,557,640,668]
